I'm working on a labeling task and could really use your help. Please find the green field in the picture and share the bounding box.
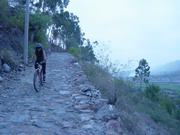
[154,82,180,91]
[134,82,180,91]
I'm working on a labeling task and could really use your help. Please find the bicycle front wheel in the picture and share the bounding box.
[33,71,42,92]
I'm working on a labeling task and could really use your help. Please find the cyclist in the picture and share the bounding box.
[31,43,46,82]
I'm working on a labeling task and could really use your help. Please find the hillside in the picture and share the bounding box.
[0,53,173,135]
[152,60,180,75]
[0,0,179,135]
[0,26,24,69]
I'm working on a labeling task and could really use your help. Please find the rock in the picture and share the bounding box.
[74,62,82,68]
[59,90,70,95]
[0,76,3,82]
[73,95,87,101]
[91,90,101,99]
[2,63,11,73]
[79,84,101,100]
[94,104,120,121]
[106,120,121,130]
[92,99,109,111]
[55,129,86,135]
[74,104,92,110]
[105,129,121,135]
[79,84,95,92]
[18,64,25,71]
[32,121,52,128]
[0,55,3,72]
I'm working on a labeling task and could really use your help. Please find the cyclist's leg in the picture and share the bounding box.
[34,61,39,69]
[42,62,46,81]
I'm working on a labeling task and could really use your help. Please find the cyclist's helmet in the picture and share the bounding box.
[36,43,42,48]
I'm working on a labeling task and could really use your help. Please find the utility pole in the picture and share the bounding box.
[24,0,30,64]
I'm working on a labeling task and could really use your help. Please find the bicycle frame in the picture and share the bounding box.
[33,62,43,92]
[37,64,43,82]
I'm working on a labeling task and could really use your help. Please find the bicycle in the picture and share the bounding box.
[33,62,44,92]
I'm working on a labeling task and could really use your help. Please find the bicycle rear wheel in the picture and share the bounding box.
[33,71,42,92]
[40,69,43,86]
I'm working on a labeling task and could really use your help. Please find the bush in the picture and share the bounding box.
[68,47,79,58]
[82,62,131,106]
[8,9,25,30]
[33,29,48,46]
[145,84,160,102]
[29,11,52,47]
[28,42,35,57]
[159,96,173,115]
[175,108,180,121]
[0,0,25,30]
[0,0,9,22]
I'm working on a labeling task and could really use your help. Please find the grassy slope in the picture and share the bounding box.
[81,62,180,135]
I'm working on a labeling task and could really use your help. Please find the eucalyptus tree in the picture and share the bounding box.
[34,0,69,13]
[135,59,150,89]
[52,11,81,50]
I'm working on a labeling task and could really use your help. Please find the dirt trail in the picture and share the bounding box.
[0,53,121,135]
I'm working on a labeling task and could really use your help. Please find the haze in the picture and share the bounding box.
[67,0,180,68]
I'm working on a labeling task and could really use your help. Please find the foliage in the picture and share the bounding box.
[52,11,80,50]
[81,54,180,134]
[8,9,25,30]
[158,96,174,115]
[82,61,180,134]
[1,0,93,61]
[68,47,79,58]
[29,11,52,47]
[0,1,24,30]
[35,0,70,12]
[30,11,52,31]
[135,59,150,89]
[82,62,130,105]
[28,42,35,57]
[145,84,160,102]
[176,108,180,121]
[80,39,97,62]
[138,97,180,131]
[0,0,9,22]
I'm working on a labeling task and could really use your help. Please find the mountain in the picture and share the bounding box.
[151,60,180,75]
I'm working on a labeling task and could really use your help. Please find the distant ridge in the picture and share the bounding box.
[152,60,180,75]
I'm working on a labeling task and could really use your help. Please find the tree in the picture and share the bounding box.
[80,39,97,62]
[34,0,70,13]
[52,11,81,50]
[29,11,52,45]
[135,59,150,89]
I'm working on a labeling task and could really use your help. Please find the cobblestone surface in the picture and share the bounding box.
[0,53,118,135]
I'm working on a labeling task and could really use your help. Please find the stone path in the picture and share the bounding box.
[0,53,122,135]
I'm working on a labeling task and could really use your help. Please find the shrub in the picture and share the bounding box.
[176,108,180,121]
[68,47,79,58]
[28,42,35,57]
[145,84,160,102]
[0,0,9,22]
[159,96,173,115]
[82,62,131,106]
[33,29,48,46]
[8,10,25,30]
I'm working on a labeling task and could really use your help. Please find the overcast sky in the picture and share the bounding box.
[67,0,180,68]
